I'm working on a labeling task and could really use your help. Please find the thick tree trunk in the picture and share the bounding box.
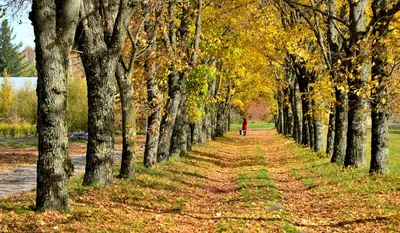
[332,87,348,162]
[157,71,183,162]
[215,102,227,137]
[81,55,116,186]
[215,82,231,137]
[293,79,302,144]
[313,111,324,152]
[143,14,162,168]
[116,63,136,179]
[79,0,135,186]
[344,0,369,168]
[298,79,310,145]
[170,80,189,157]
[370,0,393,174]
[32,0,80,212]
[308,112,315,149]
[326,106,335,156]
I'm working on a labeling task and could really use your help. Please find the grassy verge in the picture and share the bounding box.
[281,132,400,231]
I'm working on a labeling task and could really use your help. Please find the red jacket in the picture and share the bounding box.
[242,120,248,130]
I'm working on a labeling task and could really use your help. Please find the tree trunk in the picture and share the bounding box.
[157,71,183,162]
[326,106,335,156]
[32,0,80,212]
[170,80,189,157]
[313,110,324,152]
[308,111,315,149]
[79,0,136,186]
[116,63,136,179]
[332,87,348,162]
[293,78,302,144]
[369,0,393,174]
[344,0,369,168]
[143,11,162,168]
[326,0,348,163]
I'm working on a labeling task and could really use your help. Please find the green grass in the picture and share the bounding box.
[237,146,279,206]
[364,126,400,173]
[0,137,38,149]
[230,122,275,130]
[281,128,400,229]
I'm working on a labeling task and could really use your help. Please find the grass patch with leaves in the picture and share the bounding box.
[237,147,279,206]
[0,132,295,232]
[281,132,400,232]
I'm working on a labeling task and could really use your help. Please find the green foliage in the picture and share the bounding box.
[0,73,14,122]
[0,122,36,138]
[67,76,88,132]
[15,82,37,124]
[186,65,215,123]
[19,63,37,77]
[0,20,24,76]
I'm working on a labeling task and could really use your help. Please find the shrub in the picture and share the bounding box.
[15,82,37,124]
[0,123,36,138]
[67,76,88,132]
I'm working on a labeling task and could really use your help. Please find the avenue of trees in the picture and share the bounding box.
[1,0,400,213]
[272,0,400,176]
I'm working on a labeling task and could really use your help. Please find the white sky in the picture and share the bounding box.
[0,0,35,48]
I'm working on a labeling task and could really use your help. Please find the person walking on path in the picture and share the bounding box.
[242,118,248,136]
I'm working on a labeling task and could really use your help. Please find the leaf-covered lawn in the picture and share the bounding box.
[1,130,399,232]
[0,131,288,232]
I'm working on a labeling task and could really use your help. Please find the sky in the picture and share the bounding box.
[6,16,34,48]
[0,0,35,48]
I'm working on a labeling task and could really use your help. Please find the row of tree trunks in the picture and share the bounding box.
[157,0,191,163]
[78,0,136,186]
[275,0,398,176]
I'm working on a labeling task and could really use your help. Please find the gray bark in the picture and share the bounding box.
[79,0,137,186]
[332,86,348,162]
[157,1,191,162]
[143,5,162,168]
[326,106,335,156]
[116,62,136,179]
[157,71,183,162]
[369,0,396,174]
[344,0,369,168]
[170,87,189,157]
[293,78,302,144]
[32,0,81,212]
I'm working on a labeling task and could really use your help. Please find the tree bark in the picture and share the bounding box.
[116,62,136,179]
[143,6,162,168]
[157,1,192,162]
[326,106,335,156]
[79,0,136,186]
[332,86,348,162]
[344,0,369,168]
[293,77,302,144]
[369,0,395,174]
[170,88,189,157]
[157,71,183,162]
[32,0,80,212]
